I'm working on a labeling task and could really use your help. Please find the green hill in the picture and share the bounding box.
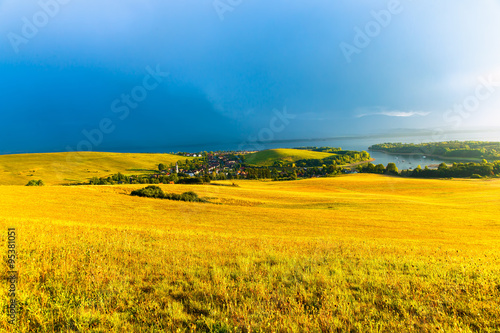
[244,149,335,166]
[0,152,188,185]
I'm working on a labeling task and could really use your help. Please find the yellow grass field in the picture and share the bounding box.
[0,152,188,186]
[1,174,500,331]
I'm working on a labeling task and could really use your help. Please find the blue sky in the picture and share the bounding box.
[1,0,500,153]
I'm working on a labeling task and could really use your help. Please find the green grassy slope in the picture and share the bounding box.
[244,148,335,166]
[0,152,189,185]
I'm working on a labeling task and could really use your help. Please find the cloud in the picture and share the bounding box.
[356,110,431,118]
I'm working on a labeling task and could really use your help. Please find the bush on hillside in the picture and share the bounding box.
[131,186,206,202]
[26,179,44,186]
[131,185,165,198]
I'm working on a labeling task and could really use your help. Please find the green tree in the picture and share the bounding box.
[169,174,179,183]
[385,163,398,175]
[26,179,44,186]
[375,164,385,174]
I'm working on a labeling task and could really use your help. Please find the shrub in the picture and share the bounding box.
[178,177,204,184]
[26,180,44,186]
[180,191,201,202]
[131,186,206,202]
[131,185,165,198]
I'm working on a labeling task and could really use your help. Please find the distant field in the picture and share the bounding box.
[0,152,188,185]
[1,174,499,331]
[244,148,335,166]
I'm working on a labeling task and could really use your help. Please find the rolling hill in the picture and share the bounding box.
[244,148,335,166]
[0,152,188,185]
[1,175,499,331]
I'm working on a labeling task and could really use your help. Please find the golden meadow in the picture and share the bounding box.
[0,153,499,332]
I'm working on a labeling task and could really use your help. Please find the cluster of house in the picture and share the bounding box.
[177,153,203,158]
[159,151,255,178]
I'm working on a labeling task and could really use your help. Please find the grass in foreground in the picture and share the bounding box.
[0,175,499,331]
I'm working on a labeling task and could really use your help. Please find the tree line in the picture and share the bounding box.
[358,161,500,178]
[369,141,500,161]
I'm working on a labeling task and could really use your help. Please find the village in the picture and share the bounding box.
[155,149,366,182]
[160,151,250,179]
[85,148,372,185]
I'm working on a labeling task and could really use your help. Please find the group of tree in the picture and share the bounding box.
[359,160,500,179]
[26,179,44,186]
[301,165,343,177]
[157,157,208,174]
[89,172,149,185]
[400,161,500,178]
[273,171,298,181]
[178,157,207,172]
[88,172,208,186]
[369,141,500,161]
[131,186,206,202]
[246,167,273,179]
[357,163,399,175]
[245,165,346,180]
[87,170,253,186]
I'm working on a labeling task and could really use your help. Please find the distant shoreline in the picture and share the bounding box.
[368,149,483,163]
